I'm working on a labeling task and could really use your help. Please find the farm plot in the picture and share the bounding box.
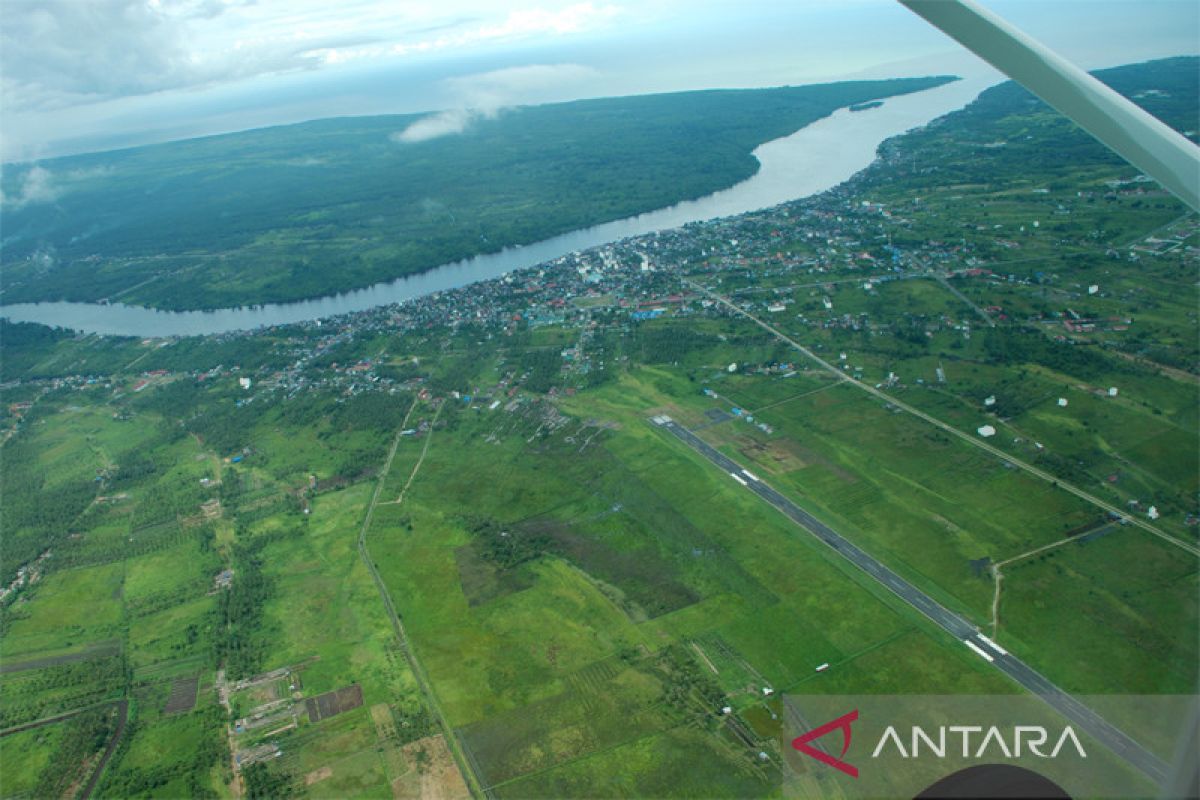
[305,684,364,723]
[457,657,665,788]
[0,638,121,675]
[164,675,200,715]
[395,735,471,800]
[1,561,126,659]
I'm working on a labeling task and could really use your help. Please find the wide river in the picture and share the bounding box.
[1,78,989,338]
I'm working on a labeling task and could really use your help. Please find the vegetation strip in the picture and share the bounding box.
[356,398,485,798]
[78,699,129,800]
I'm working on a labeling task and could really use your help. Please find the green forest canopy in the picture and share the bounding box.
[0,76,953,310]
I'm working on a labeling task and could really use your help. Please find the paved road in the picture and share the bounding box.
[651,414,1170,785]
[683,278,1200,559]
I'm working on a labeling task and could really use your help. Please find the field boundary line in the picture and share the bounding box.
[684,278,1200,559]
[0,697,122,738]
[988,521,1119,634]
[356,398,486,799]
[748,380,839,414]
[79,699,128,800]
[775,627,915,695]
[392,401,443,505]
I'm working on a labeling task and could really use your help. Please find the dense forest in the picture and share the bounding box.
[0,76,952,310]
[868,57,1199,190]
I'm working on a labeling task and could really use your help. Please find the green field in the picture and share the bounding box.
[361,385,1025,793]
[1,57,1196,799]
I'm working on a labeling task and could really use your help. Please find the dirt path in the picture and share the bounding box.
[79,699,129,800]
[1109,349,1199,386]
[386,402,443,505]
[356,399,484,798]
[686,278,1200,559]
[690,642,718,675]
[933,273,997,328]
[988,522,1119,634]
[0,700,115,738]
[119,347,154,374]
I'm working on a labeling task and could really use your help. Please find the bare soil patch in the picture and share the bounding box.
[164,675,200,714]
[305,683,363,723]
[304,765,333,786]
[395,735,469,800]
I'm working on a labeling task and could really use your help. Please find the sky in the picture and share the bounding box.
[1,0,1197,162]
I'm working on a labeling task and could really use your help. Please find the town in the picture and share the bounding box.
[2,58,1196,800]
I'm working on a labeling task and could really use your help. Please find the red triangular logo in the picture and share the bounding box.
[791,709,859,778]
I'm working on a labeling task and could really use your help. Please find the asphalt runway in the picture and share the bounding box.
[651,414,1169,784]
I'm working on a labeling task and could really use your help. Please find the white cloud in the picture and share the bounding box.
[1,1,623,158]
[310,4,620,68]
[472,4,619,40]
[2,166,60,208]
[1,1,620,113]
[392,109,478,143]
[0,0,340,112]
[1,165,116,208]
[393,63,599,143]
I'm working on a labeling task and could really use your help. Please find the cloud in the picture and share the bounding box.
[2,1,188,111]
[1,165,115,208]
[393,63,599,143]
[2,2,619,114]
[2,166,60,208]
[392,109,478,144]
[0,0,379,113]
[2,1,624,159]
[448,63,600,112]
[473,4,619,39]
[314,4,619,67]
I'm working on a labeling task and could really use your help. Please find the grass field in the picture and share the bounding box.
[2,285,1193,797]
[566,363,1196,705]
[0,722,67,795]
[2,56,1195,798]
[359,379,1047,794]
[998,530,1198,694]
[3,562,126,658]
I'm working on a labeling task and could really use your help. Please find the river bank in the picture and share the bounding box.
[1,78,990,337]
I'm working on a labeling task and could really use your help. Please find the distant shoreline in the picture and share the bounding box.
[0,78,988,337]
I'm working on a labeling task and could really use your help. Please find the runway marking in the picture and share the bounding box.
[964,639,995,662]
[977,633,1009,656]
[683,278,1200,558]
[730,473,748,486]
[650,414,1170,783]
[742,469,760,482]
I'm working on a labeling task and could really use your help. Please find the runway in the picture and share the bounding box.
[651,414,1169,784]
